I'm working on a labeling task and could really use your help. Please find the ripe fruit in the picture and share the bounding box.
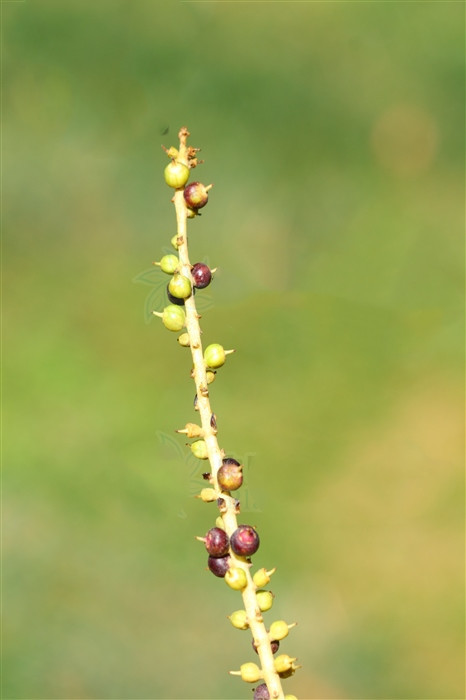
[228,609,249,630]
[204,527,229,557]
[190,439,208,459]
[208,554,230,578]
[204,343,234,369]
[230,525,260,556]
[164,160,190,188]
[191,262,212,289]
[225,567,247,591]
[168,273,192,299]
[153,305,185,331]
[253,683,270,700]
[183,181,212,209]
[256,590,274,612]
[154,254,179,274]
[252,638,280,655]
[217,458,243,491]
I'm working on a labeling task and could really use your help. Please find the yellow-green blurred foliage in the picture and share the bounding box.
[4,1,464,699]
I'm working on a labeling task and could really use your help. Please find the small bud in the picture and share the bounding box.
[190,439,208,459]
[177,332,190,347]
[193,394,199,411]
[228,609,249,630]
[176,423,204,438]
[206,370,216,384]
[225,567,248,591]
[217,497,227,513]
[229,662,262,683]
[171,234,181,250]
[256,590,274,612]
[215,516,225,529]
[253,567,276,588]
[162,145,179,159]
[274,654,298,674]
[284,695,299,700]
[252,638,280,655]
[268,620,296,641]
[197,488,217,502]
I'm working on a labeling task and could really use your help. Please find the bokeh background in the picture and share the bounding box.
[3,1,464,699]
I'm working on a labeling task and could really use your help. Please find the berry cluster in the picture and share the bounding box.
[153,127,299,699]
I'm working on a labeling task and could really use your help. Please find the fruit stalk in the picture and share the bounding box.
[163,127,289,699]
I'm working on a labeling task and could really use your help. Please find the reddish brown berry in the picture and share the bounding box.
[183,181,211,209]
[230,525,260,557]
[204,527,229,557]
[191,262,212,289]
[207,554,230,578]
[217,458,243,491]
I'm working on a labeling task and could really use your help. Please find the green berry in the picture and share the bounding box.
[256,589,274,612]
[206,370,216,384]
[155,254,179,274]
[225,567,248,591]
[171,234,180,250]
[204,343,235,369]
[228,609,249,630]
[153,305,185,331]
[168,273,192,299]
[164,160,190,188]
[191,440,208,459]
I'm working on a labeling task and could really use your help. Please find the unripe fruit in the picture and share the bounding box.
[225,567,248,591]
[183,181,211,209]
[217,458,243,491]
[253,567,276,588]
[204,343,234,369]
[252,638,280,655]
[215,516,225,530]
[230,525,260,557]
[191,440,208,459]
[269,620,292,641]
[168,273,192,300]
[171,234,180,250]
[204,527,229,557]
[256,589,274,612]
[154,254,179,274]
[164,160,190,188]
[274,654,298,674]
[253,683,270,700]
[153,305,185,331]
[177,332,190,347]
[228,609,249,630]
[208,554,230,577]
[191,262,212,289]
[284,695,299,700]
[230,662,261,683]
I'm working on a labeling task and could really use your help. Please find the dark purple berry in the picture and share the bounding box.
[204,527,229,557]
[252,639,280,655]
[191,262,212,289]
[253,683,270,700]
[167,284,195,306]
[230,525,260,557]
[183,181,211,210]
[207,554,230,578]
[167,284,185,306]
[218,458,243,491]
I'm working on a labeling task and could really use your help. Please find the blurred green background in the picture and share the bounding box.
[3,1,464,699]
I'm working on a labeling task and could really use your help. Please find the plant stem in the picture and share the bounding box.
[173,126,285,699]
